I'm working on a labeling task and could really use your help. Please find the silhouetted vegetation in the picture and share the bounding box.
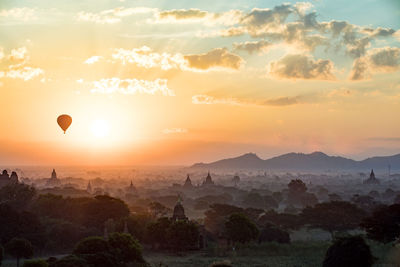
[322,236,373,267]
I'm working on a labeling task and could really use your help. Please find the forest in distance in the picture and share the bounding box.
[1,166,400,266]
[1,0,400,266]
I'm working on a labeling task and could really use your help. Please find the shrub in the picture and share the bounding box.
[49,255,87,267]
[259,224,290,244]
[22,259,49,267]
[73,236,108,255]
[323,236,373,267]
[210,260,232,267]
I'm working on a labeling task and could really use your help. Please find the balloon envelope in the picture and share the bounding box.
[57,114,72,134]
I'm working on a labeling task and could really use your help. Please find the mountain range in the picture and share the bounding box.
[191,152,400,172]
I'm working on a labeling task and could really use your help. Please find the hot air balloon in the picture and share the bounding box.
[57,114,72,134]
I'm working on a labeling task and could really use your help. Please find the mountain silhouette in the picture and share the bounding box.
[191,151,400,171]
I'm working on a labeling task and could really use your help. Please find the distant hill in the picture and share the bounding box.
[191,151,400,171]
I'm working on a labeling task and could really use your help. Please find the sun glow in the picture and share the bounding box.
[90,119,110,138]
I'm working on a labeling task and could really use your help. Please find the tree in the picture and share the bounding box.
[6,238,34,267]
[0,183,36,210]
[166,221,199,251]
[0,245,3,267]
[361,204,400,243]
[258,210,303,230]
[107,233,145,264]
[83,195,129,229]
[73,236,108,255]
[146,217,171,249]
[258,224,290,244]
[323,236,373,267]
[204,204,243,237]
[301,201,367,237]
[288,179,307,195]
[225,213,259,244]
[49,255,87,267]
[242,193,265,209]
[148,202,171,218]
[287,179,308,206]
[0,204,44,247]
[22,259,48,267]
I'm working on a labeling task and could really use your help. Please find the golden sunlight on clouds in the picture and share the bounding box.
[0,1,399,165]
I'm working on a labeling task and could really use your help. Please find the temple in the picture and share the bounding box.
[46,169,61,187]
[126,180,137,194]
[172,196,188,221]
[202,171,215,186]
[0,170,18,188]
[183,174,193,188]
[363,169,380,184]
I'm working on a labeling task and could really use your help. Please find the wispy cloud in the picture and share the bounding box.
[0,8,36,21]
[192,94,309,107]
[84,56,103,64]
[0,46,44,81]
[269,54,335,80]
[76,7,155,24]
[111,46,244,71]
[87,78,175,96]
[162,128,188,134]
[350,47,400,80]
[233,40,272,54]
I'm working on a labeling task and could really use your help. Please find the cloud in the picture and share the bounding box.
[88,78,175,96]
[8,47,29,62]
[367,137,400,142]
[5,67,44,81]
[192,94,308,107]
[0,8,36,21]
[184,48,243,71]
[263,96,302,106]
[233,40,272,54]
[84,56,103,64]
[76,7,155,24]
[0,46,44,81]
[155,9,242,26]
[112,46,243,71]
[350,47,400,80]
[158,9,207,20]
[0,47,4,61]
[294,2,314,15]
[112,46,185,70]
[162,128,188,134]
[192,94,243,105]
[269,54,335,80]
[240,4,293,35]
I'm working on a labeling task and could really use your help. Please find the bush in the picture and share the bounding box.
[0,245,3,266]
[49,255,87,267]
[22,259,49,267]
[6,238,34,267]
[225,213,259,244]
[210,260,232,267]
[259,224,290,244]
[73,236,108,255]
[108,232,145,263]
[323,236,373,267]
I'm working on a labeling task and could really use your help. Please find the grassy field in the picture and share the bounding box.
[144,241,398,267]
[1,240,397,267]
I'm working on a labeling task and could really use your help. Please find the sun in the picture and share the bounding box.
[90,119,110,138]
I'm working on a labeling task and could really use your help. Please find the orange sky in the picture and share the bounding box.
[0,1,399,165]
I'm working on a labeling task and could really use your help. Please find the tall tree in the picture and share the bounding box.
[225,213,259,244]
[323,236,373,267]
[301,201,367,238]
[6,238,34,267]
[361,204,400,243]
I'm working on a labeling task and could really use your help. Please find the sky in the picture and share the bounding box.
[0,0,399,165]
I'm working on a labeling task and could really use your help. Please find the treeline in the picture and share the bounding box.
[2,181,400,266]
